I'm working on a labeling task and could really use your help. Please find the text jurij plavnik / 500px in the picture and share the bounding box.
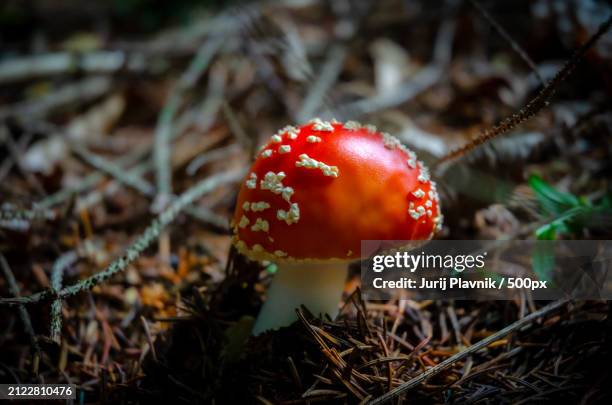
[361,240,612,300]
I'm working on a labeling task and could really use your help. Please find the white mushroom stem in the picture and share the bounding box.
[252,262,348,335]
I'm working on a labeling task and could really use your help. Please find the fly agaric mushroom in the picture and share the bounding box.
[232,119,442,334]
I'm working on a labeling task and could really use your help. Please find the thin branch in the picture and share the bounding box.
[20,31,229,212]
[60,169,242,298]
[71,144,155,197]
[21,137,234,233]
[74,143,230,229]
[49,251,78,344]
[368,299,570,404]
[1,201,53,231]
[86,142,234,229]
[32,94,215,211]
[469,0,544,86]
[0,168,245,306]
[0,206,55,222]
[154,36,224,201]
[435,14,612,167]
[35,132,158,210]
[153,36,224,278]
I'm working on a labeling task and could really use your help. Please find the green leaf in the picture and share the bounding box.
[535,206,592,239]
[535,223,559,240]
[528,175,582,215]
[528,177,610,280]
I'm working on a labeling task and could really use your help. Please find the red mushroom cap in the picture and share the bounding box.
[231,119,442,263]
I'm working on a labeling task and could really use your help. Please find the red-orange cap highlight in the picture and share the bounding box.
[231,119,442,263]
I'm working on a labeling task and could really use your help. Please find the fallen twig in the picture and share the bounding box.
[0,206,55,222]
[49,251,78,344]
[0,168,245,306]
[153,34,225,275]
[72,143,230,229]
[154,35,224,203]
[72,144,155,197]
[435,14,612,167]
[31,99,228,211]
[468,0,544,86]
